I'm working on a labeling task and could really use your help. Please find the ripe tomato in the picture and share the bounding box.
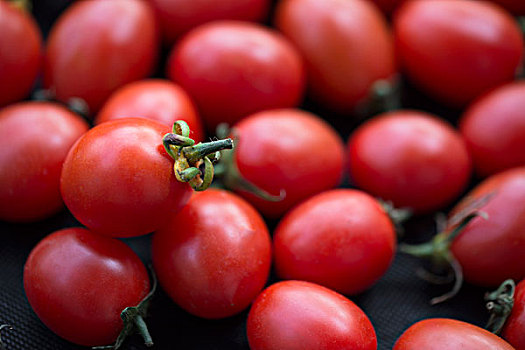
[247,280,377,350]
[502,279,525,349]
[61,118,192,238]
[393,318,514,350]
[147,0,269,46]
[44,0,158,114]
[348,110,472,214]
[273,189,396,295]
[227,108,344,219]
[460,81,525,177]
[95,79,204,142]
[0,1,42,107]
[0,102,88,222]
[24,227,150,346]
[152,189,271,319]
[450,167,525,286]
[394,0,524,107]
[275,0,396,113]
[167,21,305,131]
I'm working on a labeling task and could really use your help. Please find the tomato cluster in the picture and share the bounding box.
[1,0,525,349]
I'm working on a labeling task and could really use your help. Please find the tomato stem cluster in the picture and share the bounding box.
[485,279,515,334]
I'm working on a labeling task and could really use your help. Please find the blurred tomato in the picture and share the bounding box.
[502,279,525,349]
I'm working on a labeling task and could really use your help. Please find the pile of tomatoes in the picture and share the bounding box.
[1,0,525,349]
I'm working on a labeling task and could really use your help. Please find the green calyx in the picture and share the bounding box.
[163,121,233,191]
[0,324,13,350]
[380,200,412,237]
[485,279,515,334]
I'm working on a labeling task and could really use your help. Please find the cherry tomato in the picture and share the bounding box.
[450,167,525,286]
[247,280,377,350]
[44,0,158,113]
[0,102,88,222]
[502,279,525,349]
[393,318,514,350]
[147,0,269,46]
[273,189,396,295]
[95,79,204,142]
[229,108,344,219]
[167,21,305,131]
[394,0,524,107]
[152,189,271,319]
[24,227,150,346]
[348,110,472,214]
[0,1,42,107]
[61,118,192,238]
[460,81,525,177]
[275,0,396,113]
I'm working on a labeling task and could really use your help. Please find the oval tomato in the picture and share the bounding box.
[0,102,88,222]
[0,2,41,107]
[95,79,204,142]
[502,279,525,349]
[393,318,514,350]
[247,280,377,350]
[147,0,269,46]
[61,118,192,238]
[348,110,472,214]
[227,108,344,219]
[273,189,396,295]
[275,0,396,113]
[460,81,525,177]
[167,21,305,131]
[394,0,523,106]
[24,227,150,346]
[152,189,271,319]
[44,0,158,113]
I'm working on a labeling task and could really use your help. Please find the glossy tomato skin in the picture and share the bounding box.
[167,21,305,131]
[247,280,377,350]
[502,279,525,349]
[393,318,514,350]
[0,2,42,107]
[61,118,192,238]
[233,109,344,218]
[152,189,271,319]
[0,102,89,222]
[147,0,269,46]
[275,0,396,113]
[274,189,396,295]
[460,82,525,177]
[348,110,472,214]
[450,167,525,286]
[24,227,150,346]
[44,0,158,113]
[394,0,523,107]
[95,79,204,142]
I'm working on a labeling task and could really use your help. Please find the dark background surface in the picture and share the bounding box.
[0,1,494,349]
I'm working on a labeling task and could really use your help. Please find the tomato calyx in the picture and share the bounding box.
[92,269,157,350]
[485,279,516,334]
[0,325,13,350]
[163,121,233,191]
[356,77,401,118]
[380,200,412,237]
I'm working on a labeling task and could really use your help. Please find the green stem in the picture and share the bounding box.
[183,139,233,163]
[485,279,515,334]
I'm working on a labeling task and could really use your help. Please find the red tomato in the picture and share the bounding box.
[230,108,344,218]
[502,279,525,349]
[152,189,271,319]
[450,167,525,286]
[0,2,41,107]
[393,318,514,350]
[275,0,396,113]
[273,189,396,295]
[247,280,377,350]
[460,81,525,177]
[44,0,158,114]
[95,79,204,142]
[348,110,472,214]
[147,0,269,46]
[61,118,192,238]
[394,0,524,107]
[167,21,305,131]
[24,227,150,346]
[0,102,88,222]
